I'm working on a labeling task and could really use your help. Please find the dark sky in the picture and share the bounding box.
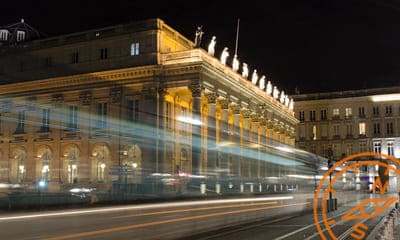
[2,0,400,94]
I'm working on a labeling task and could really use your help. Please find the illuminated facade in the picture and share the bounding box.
[0,18,298,191]
[293,88,400,159]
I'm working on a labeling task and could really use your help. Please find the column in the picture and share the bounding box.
[230,103,241,177]
[250,112,259,179]
[241,108,251,178]
[157,88,167,173]
[218,98,229,175]
[259,117,267,178]
[189,83,202,175]
[205,92,217,174]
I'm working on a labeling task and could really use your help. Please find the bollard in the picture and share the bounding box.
[215,183,221,194]
[259,183,262,192]
[240,183,244,193]
[250,183,254,193]
[200,182,206,195]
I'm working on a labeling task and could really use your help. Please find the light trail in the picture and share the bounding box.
[112,201,278,218]
[0,196,293,221]
[42,202,309,240]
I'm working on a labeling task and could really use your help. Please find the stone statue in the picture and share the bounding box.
[208,36,216,56]
[280,91,285,103]
[242,63,249,79]
[220,47,229,65]
[284,95,290,107]
[266,81,272,95]
[273,86,279,99]
[232,54,239,72]
[194,26,204,48]
[289,99,294,110]
[251,70,258,85]
[259,75,266,90]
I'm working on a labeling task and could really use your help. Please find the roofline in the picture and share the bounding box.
[292,85,400,101]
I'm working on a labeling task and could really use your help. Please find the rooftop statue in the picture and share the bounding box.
[259,75,266,90]
[220,47,229,65]
[232,54,239,72]
[194,26,204,48]
[208,36,216,56]
[273,86,279,99]
[251,69,258,85]
[242,63,249,79]
[266,81,272,95]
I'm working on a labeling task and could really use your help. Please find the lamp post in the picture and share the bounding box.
[327,148,334,211]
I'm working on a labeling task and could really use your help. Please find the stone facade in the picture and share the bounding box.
[0,18,301,192]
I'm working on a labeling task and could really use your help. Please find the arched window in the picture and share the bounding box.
[14,149,26,183]
[65,146,79,184]
[93,145,108,182]
[38,147,52,180]
[16,30,25,42]
[0,29,9,41]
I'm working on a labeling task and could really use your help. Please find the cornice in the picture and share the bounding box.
[0,66,157,95]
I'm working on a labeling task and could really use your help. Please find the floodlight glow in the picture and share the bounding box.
[275,146,293,153]
[176,116,202,125]
[370,94,400,102]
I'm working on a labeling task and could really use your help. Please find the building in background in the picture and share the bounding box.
[0,18,312,192]
[293,88,400,191]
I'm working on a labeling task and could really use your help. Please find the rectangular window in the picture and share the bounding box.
[346,143,353,156]
[333,125,340,136]
[41,109,50,132]
[385,105,392,115]
[130,43,140,56]
[359,142,367,152]
[71,52,79,64]
[333,108,339,119]
[359,122,366,135]
[373,123,380,134]
[373,142,381,153]
[388,142,394,156]
[358,107,365,118]
[320,109,327,120]
[321,124,328,138]
[310,110,316,121]
[373,106,379,116]
[67,106,78,130]
[299,111,305,122]
[298,125,305,139]
[332,143,340,157]
[346,124,353,136]
[312,125,317,140]
[100,48,108,59]
[386,122,393,134]
[16,111,25,133]
[96,103,107,129]
[128,100,140,121]
[345,108,352,118]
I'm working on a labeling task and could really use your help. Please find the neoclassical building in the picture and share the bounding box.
[293,88,400,191]
[293,87,400,159]
[0,18,307,192]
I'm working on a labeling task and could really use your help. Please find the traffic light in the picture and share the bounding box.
[328,159,334,169]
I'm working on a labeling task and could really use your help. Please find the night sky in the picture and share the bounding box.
[2,0,400,94]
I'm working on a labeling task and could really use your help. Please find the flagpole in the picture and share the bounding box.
[234,18,240,55]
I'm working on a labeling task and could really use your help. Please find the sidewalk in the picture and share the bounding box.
[366,207,399,240]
